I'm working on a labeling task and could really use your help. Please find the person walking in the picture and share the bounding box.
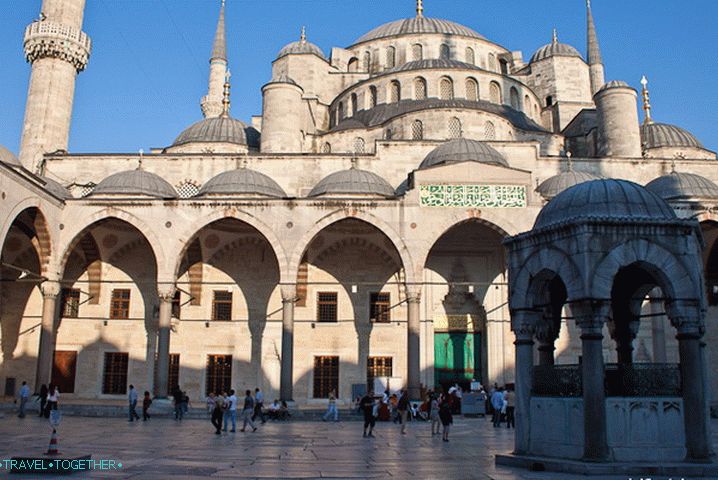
[16,381,30,418]
[397,389,409,434]
[211,397,224,435]
[206,393,216,416]
[439,394,453,442]
[240,390,257,432]
[37,384,48,417]
[223,390,237,432]
[504,386,515,429]
[46,384,59,415]
[142,391,152,421]
[491,387,504,427]
[172,387,184,421]
[252,388,266,424]
[360,390,376,438]
[322,389,339,422]
[128,385,140,421]
[430,393,441,436]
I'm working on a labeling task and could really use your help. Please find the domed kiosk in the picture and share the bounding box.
[499,179,713,474]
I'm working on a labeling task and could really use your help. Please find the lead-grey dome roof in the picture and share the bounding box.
[199,168,286,198]
[536,170,601,200]
[645,171,718,201]
[641,122,704,150]
[419,139,508,170]
[309,168,395,198]
[277,39,327,61]
[355,17,485,45]
[173,116,260,148]
[530,39,582,63]
[92,170,178,199]
[534,179,676,229]
[0,145,20,167]
[596,80,631,93]
[40,176,71,199]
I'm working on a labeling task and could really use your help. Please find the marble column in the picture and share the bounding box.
[649,290,667,362]
[280,285,296,401]
[406,285,421,400]
[678,327,711,459]
[535,321,557,366]
[511,310,537,455]
[155,287,175,398]
[34,280,60,393]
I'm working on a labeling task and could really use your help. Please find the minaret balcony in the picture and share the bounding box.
[24,21,92,72]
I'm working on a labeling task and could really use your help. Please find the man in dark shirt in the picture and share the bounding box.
[360,391,376,438]
[397,389,409,434]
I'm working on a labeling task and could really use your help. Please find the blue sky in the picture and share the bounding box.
[0,0,716,153]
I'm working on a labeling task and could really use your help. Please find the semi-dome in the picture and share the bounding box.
[0,145,20,167]
[419,138,508,170]
[92,170,178,199]
[40,176,71,199]
[534,179,676,229]
[354,17,485,45]
[641,122,704,150]
[536,169,601,200]
[198,168,286,198]
[308,168,395,198]
[530,33,582,63]
[645,171,718,201]
[173,116,259,148]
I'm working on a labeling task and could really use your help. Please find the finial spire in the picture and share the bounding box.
[211,0,227,61]
[137,149,144,171]
[416,0,424,18]
[552,28,558,44]
[300,26,307,44]
[586,0,602,65]
[221,70,231,117]
[640,75,653,125]
[566,150,573,171]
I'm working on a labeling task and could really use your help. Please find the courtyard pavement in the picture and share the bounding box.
[1,413,717,479]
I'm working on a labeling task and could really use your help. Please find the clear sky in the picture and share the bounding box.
[0,0,716,154]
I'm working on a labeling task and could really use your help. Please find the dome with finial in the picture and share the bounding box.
[277,27,327,61]
[308,167,395,198]
[530,29,582,63]
[645,171,718,201]
[536,166,601,200]
[0,144,20,167]
[92,169,178,199]
[419,139,508,170]
[198,168,286,198]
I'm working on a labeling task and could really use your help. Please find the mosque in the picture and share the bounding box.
[1,0,717,442]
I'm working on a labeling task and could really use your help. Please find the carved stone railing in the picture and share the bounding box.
[24,21,92,72]
[532,365,582,397]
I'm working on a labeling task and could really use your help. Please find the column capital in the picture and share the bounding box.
[40,280,61,298]
[281,284,297,303]
[158,286,176,302]
[510,309,538,339]
[404,283,421,303]
[23,21,91,72]
[571,299,611,335]
[666,299,705,338]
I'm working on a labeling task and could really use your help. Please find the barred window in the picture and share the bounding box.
[317,292,338,322]
[370,292,391,323]
[176,180,200,199]
[80,183,96,198]
[386,46,396,68]
[448,117,462,139]
[439,77,454,100]
[412,43,423,61]
[350,93,358,116]
[465,47,475,65]
[414,77,427,100]
[206,354,232,396]
[484,121,496,140]
[369,86,377,108]
[102,352,128,394]
[353,137,366,154]
[363,51,371,72]
[440,44,450,60]
[466,78,479,101]
[313,356,339,398]
[61,288,80,318]
[389,81,401,103]
[212,291,232,321]
[321,142,332,154]
[412,120,424,140]
[490,82,502,104]
[510,87,520,110]
[171,291,181,319]
[367,356,393,390]
[110,289,130,320]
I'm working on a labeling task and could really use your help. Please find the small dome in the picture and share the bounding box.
[198,168,286,198]
[266,74,301,88]
[0,145,20,167]
[645,171,718,201]
[419,139,508,170]
[309,168,395,198]
[92,170,178,199]
[530,40,582,63]
[534,179,676,229]
[596,80,631,93]
[277,34,327,61]
[536,170,601,200]
[355,17,485,44]
[641,122,704,150]
[173,116,259,148]
[40,176,71,199]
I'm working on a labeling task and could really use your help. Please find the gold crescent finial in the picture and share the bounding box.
[221,69,231,117]
[552,28,558,43]
[300,26,306,44]
[416,0,424,18]
[640,75,653,125]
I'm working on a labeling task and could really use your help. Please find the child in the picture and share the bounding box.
[142,391,152,421]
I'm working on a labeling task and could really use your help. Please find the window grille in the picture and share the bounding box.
[510,87,520,110]
[317,292,338,322]
[369,86,377,108]
[353,137,366,154]
[412,120,424,140]
[414,77,427,100]
[61,288,80,318]
[439,77,454,100]
[466,78,479,101]
[490,82,502,104]
[370,292,391,323]
[110,289,130,319]
[386,46,396,68]
[176,180,200,199]
[440,44,450,60]
[80,183,96,197]
[367,356,393,390]
[484,121,496,140]
[205,354,232,396]
[212,291,232,321]
[390,81,401,103]
[412,43,423,61]
[102,352,128,394]
[313,356,339,398]
[363,51,371,72]
[321,142,332,154]
[465,47,475,65]
[448,117,462,139]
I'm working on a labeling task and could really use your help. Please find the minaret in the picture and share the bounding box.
[201,0,228,118]
[19,0,92,172]
[586,0,605,95]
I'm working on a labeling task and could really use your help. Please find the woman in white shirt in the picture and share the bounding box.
[47,384,60,411]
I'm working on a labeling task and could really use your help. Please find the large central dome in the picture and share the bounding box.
[354,17,485,45]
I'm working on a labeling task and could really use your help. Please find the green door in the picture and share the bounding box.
[434,333,481,388]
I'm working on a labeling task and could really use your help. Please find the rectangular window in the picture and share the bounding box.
[370,292,391,323]
[171,291,181,319]
[317,292,338,323]
[102,352,129,394]
[60,288,81,318]
[313,356,339,398]
[168,353,180,396]
[109,289,131,320]
[367,356,393,390]
[212,291,232,321]
[206,354,232,396]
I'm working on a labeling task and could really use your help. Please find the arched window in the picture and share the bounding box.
[369,86,377,108]
[510,87,520,110]
[412,120,424,140]
[484,121,496,140]
[488,53,497,72]
[439,77,454,100]
[412,44,423,61]
[353,137,366,154]
[321,142,332,154]
[465,47,475,65]
[448,117,462,139]
[499,59,509,75]
[348,57,359,72]
[465,78,479,101]
[534,103,539,117]
[338,101,345,121]
[350,93,358,116]
[414,77,427,100]
[389,80,401,103]
[524,95,531,112]
[363,51,371,72]
[386,46,396,68]
[440,44,451,60]
[489,82,502,104]
[385,128,393,140]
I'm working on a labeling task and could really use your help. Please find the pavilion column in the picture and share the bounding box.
[511,310,537,455]
[155,286,175,398]
[406,285,421,400]
[535,320,558,366]
[676,323,710,460]
[35,280,61,393]
[280,285,296,401]
[574,301,610,461]
[649,289,667,362]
